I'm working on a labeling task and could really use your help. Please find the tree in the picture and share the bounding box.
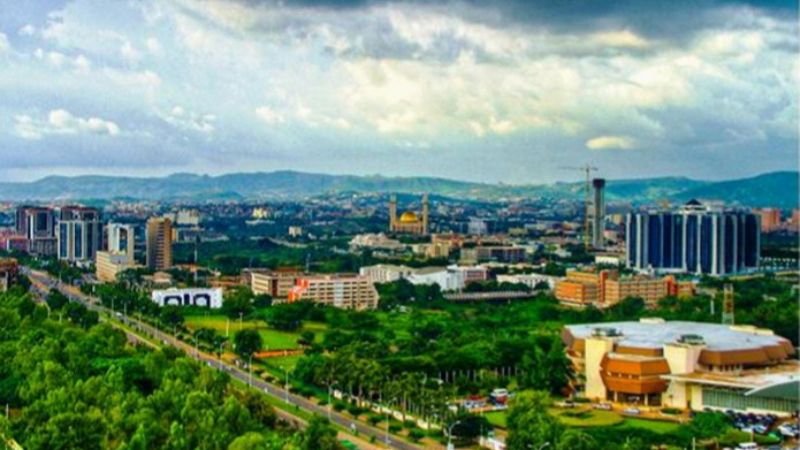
[299,416,343,450]
[557,430,597,450]
[506,391,562,450]
[46,289,69,311]
[689,412,729,439]
[159,306,185,329]
[264,304,304,331]
[233,329,263,358]
[545,337,572,394]
[223,286,255,318]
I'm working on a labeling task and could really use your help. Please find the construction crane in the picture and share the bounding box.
[560,164,598,250]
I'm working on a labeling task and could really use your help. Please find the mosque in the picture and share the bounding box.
[388,194,429,235]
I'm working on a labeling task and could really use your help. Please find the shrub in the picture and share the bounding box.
[409,429,425,442]
[347,404,364,417]
[403,419,417,429]
[333,401,347,412]
[317,398,328,406]
[367,414,382,426]
[389,423,402,433]
[661,407,682,415]
[573,397,591,403]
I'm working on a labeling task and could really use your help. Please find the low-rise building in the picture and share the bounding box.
[359,264,415,284]
[563,319,798,416]
[460,246,526,264]
[249,269,303,298]
[406,264,489,291]
[152,287,223,308]
[555,268,694,308]
[496,273,561,290]
[288,275,379,309]
[0,258,19,292]
[95,251,139,283]
[349,233,405,252]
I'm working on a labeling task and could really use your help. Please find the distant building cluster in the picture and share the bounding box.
[359,263,489,291]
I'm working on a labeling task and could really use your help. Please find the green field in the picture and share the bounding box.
[486,408,681,434]
[184,314,325,350]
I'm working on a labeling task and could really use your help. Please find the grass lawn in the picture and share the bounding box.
[620,418,682,434]
[262,354,304,373]
[484,411,507,428]
[550,408,624,427]
[185,314,303,350]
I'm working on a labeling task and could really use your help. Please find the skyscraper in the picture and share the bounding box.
[57,206,101,263]
[590,178,606,248]
[625,200,760,276]
[107,223,135,257]
[15,206,56,256]
[146,217,173,271]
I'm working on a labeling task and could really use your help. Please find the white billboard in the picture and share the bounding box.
[151,288,223,309]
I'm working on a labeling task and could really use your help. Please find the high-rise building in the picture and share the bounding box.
[590,178,606,248]
[388,193,429,235]
[15,206,56,256]
[107,223,135,256]
[57,206,101,263]
[146,217,173,271]
[625,201,760,276]
[756,208,781,233]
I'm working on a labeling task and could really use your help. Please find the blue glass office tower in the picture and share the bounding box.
[626,201,760,276]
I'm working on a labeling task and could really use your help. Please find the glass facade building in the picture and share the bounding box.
[626,202,760,276]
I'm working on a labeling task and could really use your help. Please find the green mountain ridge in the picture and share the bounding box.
[0,170,795,208]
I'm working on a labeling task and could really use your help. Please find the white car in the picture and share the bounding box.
[593,403,612,410]
[736,443,758,450]
[778,423,799,438]
[623,408,641,416]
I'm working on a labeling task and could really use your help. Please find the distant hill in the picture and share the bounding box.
[0,170,795,208]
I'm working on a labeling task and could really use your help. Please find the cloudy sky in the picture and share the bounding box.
[0,0,797,183]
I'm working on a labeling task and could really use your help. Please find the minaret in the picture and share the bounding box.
[422,193,429,235]
[722,284,735,325]
[389,194,397,232]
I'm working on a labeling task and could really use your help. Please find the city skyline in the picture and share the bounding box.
[0,0,797,184]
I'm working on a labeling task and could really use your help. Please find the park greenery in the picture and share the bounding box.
[0,284,344,450]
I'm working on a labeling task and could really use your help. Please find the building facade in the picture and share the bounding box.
[146,217,173,271]
[359,264,416,284]
[590,178,606,249]
[563,319,798,415]
[287,275,379,309]
[460,246,526,264]
[625,201,760,276]
[249,269,303,298]
[57,206,101,263]
[15,206,56,256]
[107,223,135,256]
[756,208,781,233]
[95,251,138,283]
[555,268,694,309]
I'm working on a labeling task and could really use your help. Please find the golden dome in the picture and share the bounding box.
[399,211,419,223]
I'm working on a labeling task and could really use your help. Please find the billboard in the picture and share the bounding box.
[151,288,223,308]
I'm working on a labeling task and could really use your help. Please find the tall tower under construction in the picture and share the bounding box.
[590,178,606,249]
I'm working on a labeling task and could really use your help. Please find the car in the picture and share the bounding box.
[623,408,641,416]
[735,443,758,450]
[752,424,768,435]
[593,403,612,410]
[778,423,799,438]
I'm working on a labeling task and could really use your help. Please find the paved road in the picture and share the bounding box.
[24,268,428,450]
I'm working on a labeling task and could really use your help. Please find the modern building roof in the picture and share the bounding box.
[565,320,791,352]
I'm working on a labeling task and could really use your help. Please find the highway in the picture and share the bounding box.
[24,268,429,450]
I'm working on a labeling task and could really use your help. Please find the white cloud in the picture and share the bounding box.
[14,109,120,140]
[160,105,215,133]
[255,106,285,125]
[120,41,142,65]
[586,135,636,150]
[18,25,36,37]
[145,37,162,55]
[0,33,8,54]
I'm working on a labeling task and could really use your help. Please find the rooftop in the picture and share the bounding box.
[566,320,791,352]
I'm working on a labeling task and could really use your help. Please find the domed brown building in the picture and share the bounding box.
[389,194,429,235]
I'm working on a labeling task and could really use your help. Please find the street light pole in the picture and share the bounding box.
[447,420,462,450]
[248,354,253,387]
